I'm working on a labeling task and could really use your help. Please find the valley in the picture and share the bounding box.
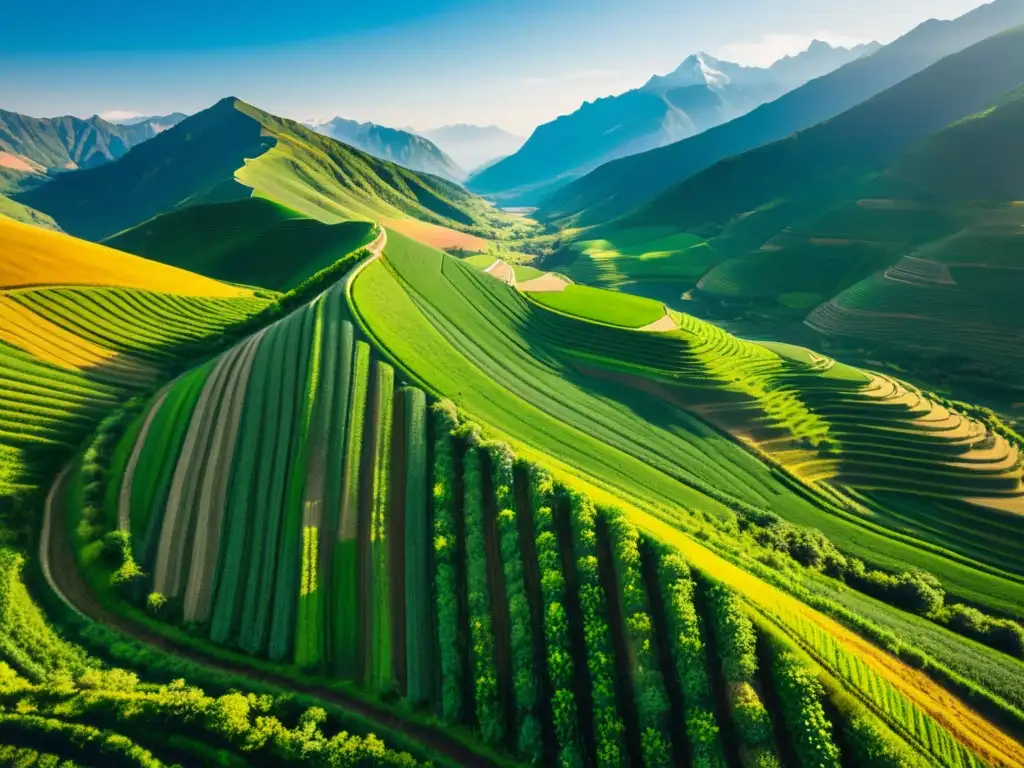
[1,2,1024,766]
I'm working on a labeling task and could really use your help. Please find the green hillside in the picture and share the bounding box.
[537,1,1024,228]
[105,198,378,289]
[69,227,1024,768]
[0,193,59,230]
[18,97,528,244]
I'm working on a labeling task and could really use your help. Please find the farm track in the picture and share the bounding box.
[41,461,502,768]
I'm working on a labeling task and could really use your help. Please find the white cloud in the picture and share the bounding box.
[98,109,145,122]
[715,32,874,68]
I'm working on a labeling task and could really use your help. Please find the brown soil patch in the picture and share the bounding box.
[484,259,516,286]
[517,274,569,293]
[380,217,489,253]
[638,313,678,333]
[0,151,44,173]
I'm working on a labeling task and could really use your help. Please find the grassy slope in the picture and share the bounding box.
[802,87,1024,380]
[19,97,526,245]
[592,26,1024,301]
[350,232,1024,618]
[537,2,1024,227]
[0,194,59,231]
[0,216,253,297]
[527,284,666,328]
[104,198,377,290]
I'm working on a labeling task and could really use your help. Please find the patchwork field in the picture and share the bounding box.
[73,224,1024,768]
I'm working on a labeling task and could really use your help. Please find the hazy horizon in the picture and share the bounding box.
[1,0,988,135]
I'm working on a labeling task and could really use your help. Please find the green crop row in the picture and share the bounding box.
[568,491,625,765]
[492,445,542,762]
[603,510,672,767]
[769,648,842,768]
[706,583,781,768]
[528,466,583,766]
[431,403,465,725]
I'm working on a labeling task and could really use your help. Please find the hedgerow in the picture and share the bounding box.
[528,467,582,767]
[431,402,464,724]
[567,491,624,765]
[769,650,841,768]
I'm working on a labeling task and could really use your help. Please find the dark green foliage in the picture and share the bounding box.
[654,549,726,768]
[706,584,779,768]
[491,445,542,761]
[528,468,583,767]
[104,198,377,290]
[462,445,503,745]
[603,510,672,766]
[769,651,841,768]
[430,402,464,724]
[567,491,625,765]
[403,388,432,706]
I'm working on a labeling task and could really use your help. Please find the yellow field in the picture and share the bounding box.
[0,217,254,297]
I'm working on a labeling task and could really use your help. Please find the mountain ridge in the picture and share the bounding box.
[537,0,1024,226]
[306,116,465,181]
[466,40,876,205]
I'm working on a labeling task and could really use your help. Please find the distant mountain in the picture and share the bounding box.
[17,97,511,243]
[0,109,186,190]
[306,117,465,181]
[466,41,878,205]
[115,113,188,129]
[417,124,526,173]
[538,0,1024,227]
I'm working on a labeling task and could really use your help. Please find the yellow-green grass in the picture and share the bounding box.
[526,284,667,328]
[103,197,378,290]
[349,231,1024,619]
[0,193,59,231]
[0,216,255,297]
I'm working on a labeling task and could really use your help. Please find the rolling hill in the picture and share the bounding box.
[308,116,465,181]
[67,223,1024,768]
[17,97,526,248]
[104,198,380,290]
[537,0,1024,227]
[0,108,186,192]
[467,41,876,206]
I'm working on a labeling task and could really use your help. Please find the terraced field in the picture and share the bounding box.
[807,212,1024,385]
[0,220,272,494]
[79,231,1023,767]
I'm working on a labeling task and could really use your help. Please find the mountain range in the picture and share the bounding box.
[0,109,186,192]
[539,0,1024,226]
[306,116,465,181]
[16,97,513,244]
[416,124,525,172]
[466,40,879,205]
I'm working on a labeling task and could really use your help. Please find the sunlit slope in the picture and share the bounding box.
[0,221,271,493]
[537,2,1024,227]
[553,27,1024,308]
[0,193,59,231]
[104,198,378,289]
[352,233,1024,616]
[106,263,1022,768]
[19,97,525,246]
[0,216,255,297]
[802,89,1024,382]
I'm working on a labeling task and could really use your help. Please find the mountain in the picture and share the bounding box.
[307,116,465,181]
[0,192,59,230]
[417,124,526,173]
[115,112,188,129]
[580,26,1024,394]
[538,0,1024,227]
[0,108,186,191]
[466,41,878,206]
[17,97,521,245]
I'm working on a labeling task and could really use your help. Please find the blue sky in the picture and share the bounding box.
[0,0,986,135]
